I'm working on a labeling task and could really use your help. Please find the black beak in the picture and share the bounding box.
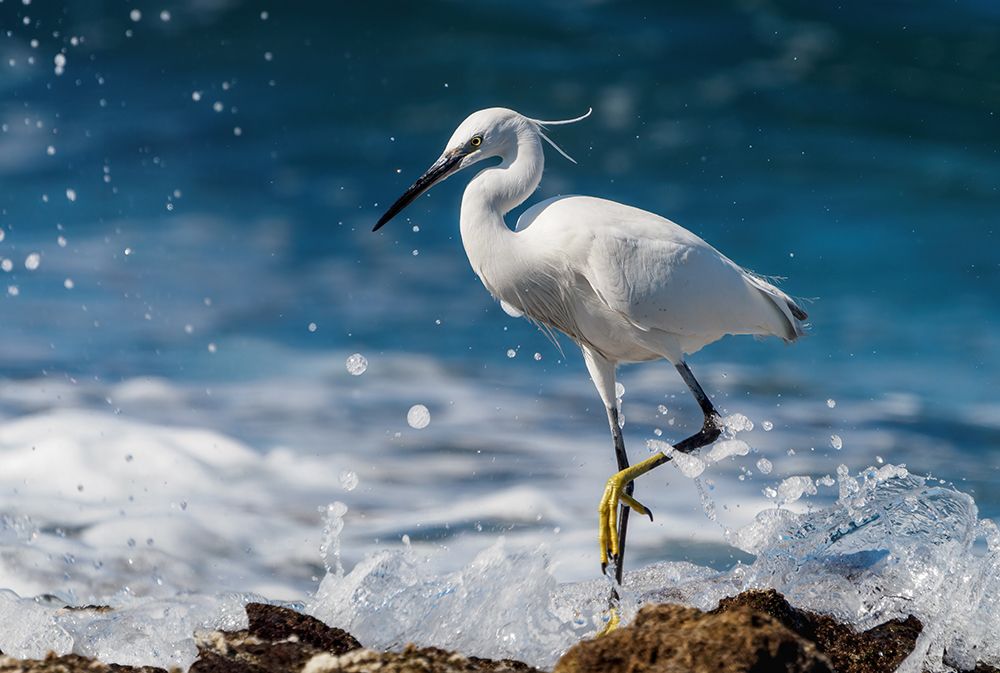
[373,150,464,232]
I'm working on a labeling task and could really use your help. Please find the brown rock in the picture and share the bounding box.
[554,602,833,673]
[0,652,171,673]
[191,603,540,673]
[716,590,922,673]
[190,629,313,673]
[301,643,543,673]
[189,601,364,673]
[244,603,360,655]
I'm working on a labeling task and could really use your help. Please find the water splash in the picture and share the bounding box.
[319,502,349,576]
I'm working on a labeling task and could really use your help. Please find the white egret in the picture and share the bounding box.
[373,107,807,599]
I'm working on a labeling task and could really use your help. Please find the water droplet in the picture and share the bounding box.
[65,188,77,202]
[207,342,217,353]
[827,398,837,408]
[723,413,753,433]
[339,470,358,491]
[63,278,74,289]
[830,434,843,450]
[506,349,516,358]
[159,10,171,21]
[756,458,773,474]
[407,404,430,429]
[761,420,773,431]
[533,352,542,361]
[307,322,317,333]
[24,252,40,270]
[345,353,367,375]
[615,382,625,398]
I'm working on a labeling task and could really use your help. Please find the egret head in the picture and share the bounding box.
[373,107,590,231]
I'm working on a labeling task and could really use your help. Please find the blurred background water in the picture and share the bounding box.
[0,0,997,605]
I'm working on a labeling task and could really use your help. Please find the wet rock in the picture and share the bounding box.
[302,644,543,673]
[191,602,540,673]
[190,603,360,673]
[716,590,922,673]
[555,602,833,673]
[0,652,170,672]
[244,603,360,655]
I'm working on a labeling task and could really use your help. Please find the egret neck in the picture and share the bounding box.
[459,124,544,288]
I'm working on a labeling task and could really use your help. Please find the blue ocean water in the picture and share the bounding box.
[0,1,998,656]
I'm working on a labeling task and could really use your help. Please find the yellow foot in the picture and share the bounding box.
[596,606,620,636]
[597,466,654,570]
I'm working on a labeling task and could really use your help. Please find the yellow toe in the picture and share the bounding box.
[596,606,620,636]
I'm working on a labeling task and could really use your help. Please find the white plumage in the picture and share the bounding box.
[374,106,807,591]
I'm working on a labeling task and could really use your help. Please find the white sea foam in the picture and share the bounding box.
[0,362,995,671]
[302,463,1000,671]
[0,401,997,671]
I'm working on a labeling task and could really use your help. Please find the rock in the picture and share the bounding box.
[244,603,360,655]
[190,603,538,673]
[190,603,360,673]
[555,589,928,673]
[716,590,922,673]
[302,644,543,673]
[0,652,171,672]
[555,602,833,673]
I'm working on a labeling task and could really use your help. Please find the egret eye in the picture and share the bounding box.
[470,135,483,148]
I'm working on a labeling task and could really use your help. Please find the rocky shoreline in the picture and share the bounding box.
[0,590,995,673]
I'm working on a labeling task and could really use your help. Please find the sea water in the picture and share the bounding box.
[0,1,997,671]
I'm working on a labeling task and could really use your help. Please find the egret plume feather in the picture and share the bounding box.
[528,108,593,165]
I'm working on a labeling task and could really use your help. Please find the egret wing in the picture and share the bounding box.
[524,196,802,342]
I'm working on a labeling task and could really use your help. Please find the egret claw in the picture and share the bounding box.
[596,606,620,636]
[620,492,653,521]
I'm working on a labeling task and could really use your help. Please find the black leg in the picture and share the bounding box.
[672,362,722,453]
[603,362,720,603]
[607,406,632,587]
